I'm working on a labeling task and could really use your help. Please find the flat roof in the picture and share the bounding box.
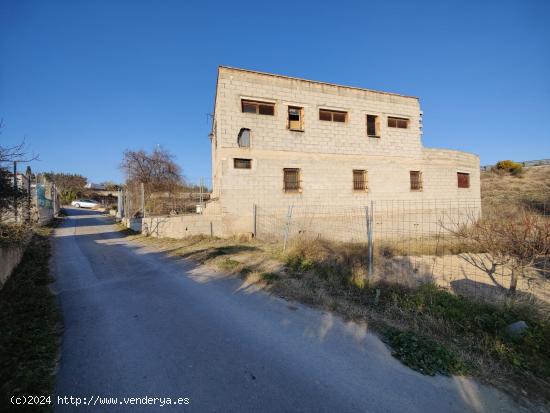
[219,65,418,100]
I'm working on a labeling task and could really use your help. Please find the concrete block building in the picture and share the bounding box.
[203,66,480,238]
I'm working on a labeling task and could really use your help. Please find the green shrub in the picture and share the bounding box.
[385,329,464,376]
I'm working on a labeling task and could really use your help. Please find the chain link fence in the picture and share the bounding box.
[255,199,549,303]
[120,178,212,219]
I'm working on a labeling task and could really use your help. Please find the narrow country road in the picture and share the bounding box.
[52,208,523,413]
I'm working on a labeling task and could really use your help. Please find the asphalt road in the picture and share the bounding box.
[52,208,525,412]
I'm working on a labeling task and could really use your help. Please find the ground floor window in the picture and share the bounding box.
[353,170,368,191]
[234,158,252,169]
[410,170,423,191]
[283,168,301,192]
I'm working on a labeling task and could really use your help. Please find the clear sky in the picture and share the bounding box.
[1,0,549,185]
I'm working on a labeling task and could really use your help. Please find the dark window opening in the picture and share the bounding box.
[410,171,423,191]
[283,168,300,192]
[353,170,368,191]
[388,116,409,128]
[241,99,275,116]
[366,115,379,137]
[457,172,470,188]
[237,128,250,147]
[234,158,252,169]
[288,106,304,130]
[319,109,347,123]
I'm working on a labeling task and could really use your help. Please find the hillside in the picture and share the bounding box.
[481,164,550,209]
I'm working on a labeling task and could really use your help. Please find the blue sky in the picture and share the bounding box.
[1,0,549,184]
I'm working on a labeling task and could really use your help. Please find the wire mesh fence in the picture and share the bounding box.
[120,178,212,218]
[256,199,550,303]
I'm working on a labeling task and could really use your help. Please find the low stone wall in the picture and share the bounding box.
[141,214,223,238]
[0,242,27,288]
[121,217,142,232]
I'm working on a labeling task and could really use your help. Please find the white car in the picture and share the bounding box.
[71,199,100,209]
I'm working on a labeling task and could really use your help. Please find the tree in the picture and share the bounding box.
[0,121,38,218]
[120,147,184,216]
[43,172,87,204]
[448,208,550,294]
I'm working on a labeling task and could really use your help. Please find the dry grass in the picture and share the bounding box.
[481,165,550,211]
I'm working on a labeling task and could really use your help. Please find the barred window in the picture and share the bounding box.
[410,171,423,191]
[283,168,300,192]
[234,158,252,169]
[388,116,408,128]
[457,172,470,188]
[319,109,347,123]
[241,99,275,116]
[353,170,368,191]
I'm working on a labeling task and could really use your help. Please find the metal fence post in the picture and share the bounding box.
[140,182,145,217]
[253,203,257,238]
[283,205,294,252]
[366,202,374,278]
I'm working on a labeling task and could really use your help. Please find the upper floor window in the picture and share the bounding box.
[410,171,423,191]
[388,116,408,129]
[353,170,368,191]
[283,168,301,192]
[366,115,380,137]
[457,172,470,188]
[237,128,250,147]
[241,99,275,116]
[288,106,304,131]
[234,158,252,169]
[319,109,347,123]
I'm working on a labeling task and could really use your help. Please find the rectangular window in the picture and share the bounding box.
[353,170,368,191]
[283,168,300,192]
[410,171,423,191]
[241,99,275,116]
[234,158,252,169]
[457,172,470,188]
[366,115,379,137]
[288,106,304,131]
[319,109,347,123]
[388,116,409,129]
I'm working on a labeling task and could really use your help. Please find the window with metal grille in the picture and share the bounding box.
[234,158,251,169]
[237,128,250,147]
[283,168,300,192]
[319,109,347,123]
[388,116,409,129]
[241,99,275,116]
[410,171,423,191]
[366,115,379,137]
[288,106,304,131]
[353,170,367,191]
[457,172,470,188]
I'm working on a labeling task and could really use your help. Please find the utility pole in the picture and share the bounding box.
[13,161,17,223]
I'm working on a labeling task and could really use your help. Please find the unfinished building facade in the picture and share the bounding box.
[201,66,480,238]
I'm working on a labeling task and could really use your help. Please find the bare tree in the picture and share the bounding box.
[448,208,550,294]
[121,147,184,215]
[0,121,39,218]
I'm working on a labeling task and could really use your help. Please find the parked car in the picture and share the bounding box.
[71,199,100,209]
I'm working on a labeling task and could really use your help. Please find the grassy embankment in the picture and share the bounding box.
[0,223,60,413]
